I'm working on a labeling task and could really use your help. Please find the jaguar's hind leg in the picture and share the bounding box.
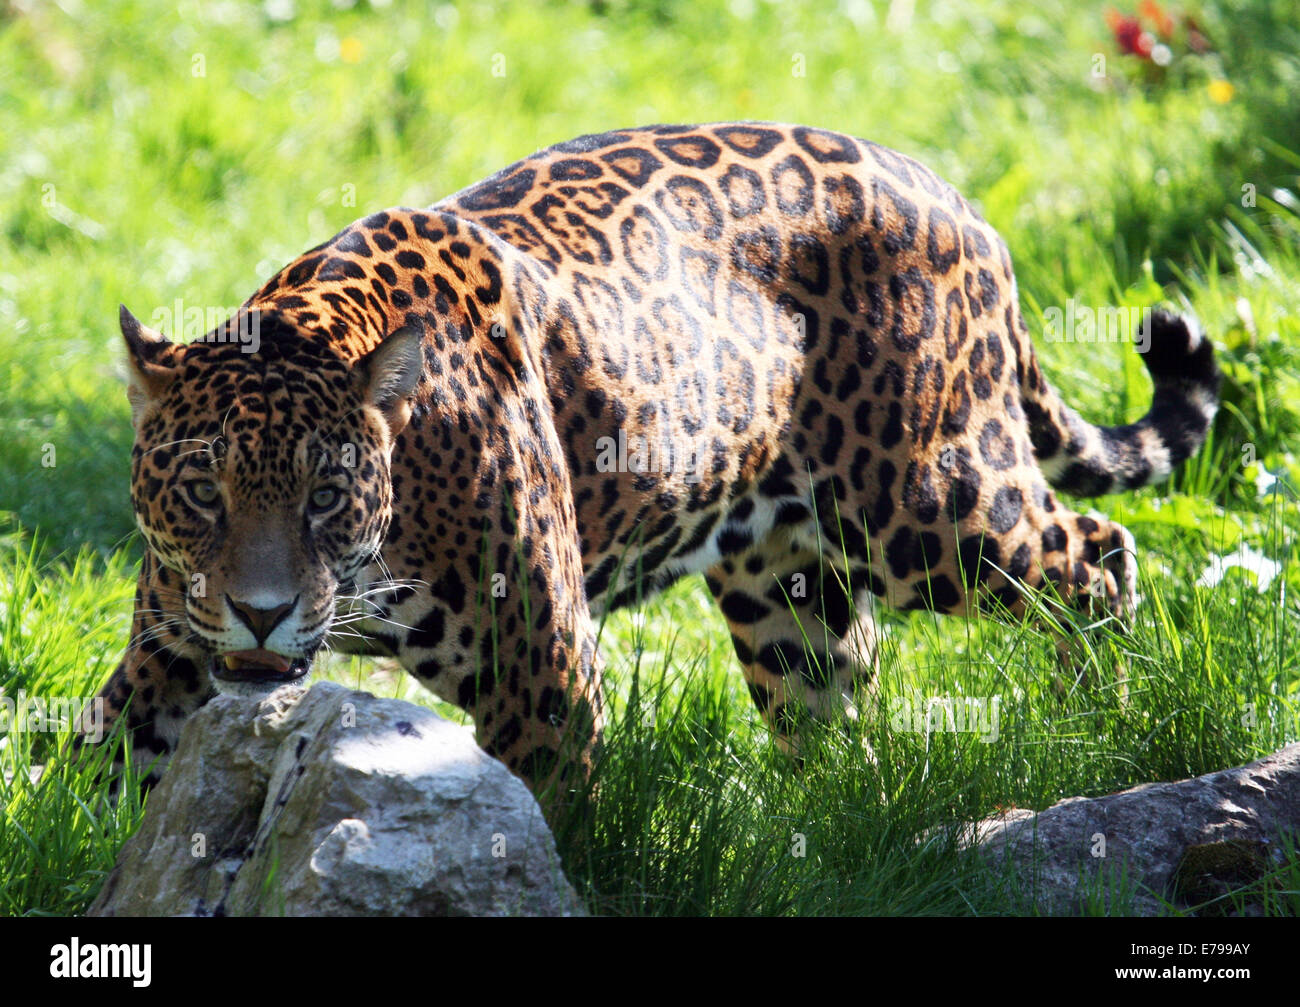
[705,533,879,755]
[913,481,1139,696]
[1046,512,1137,698]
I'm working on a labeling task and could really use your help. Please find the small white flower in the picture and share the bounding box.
[264,0,295,22]
[1199,544,1281,591]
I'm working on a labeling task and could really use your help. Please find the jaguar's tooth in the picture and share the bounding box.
[224,655,238,670]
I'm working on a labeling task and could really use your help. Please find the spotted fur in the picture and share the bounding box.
[89,122,1219,798]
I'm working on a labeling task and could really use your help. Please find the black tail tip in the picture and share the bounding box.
[1138,308,1220,393]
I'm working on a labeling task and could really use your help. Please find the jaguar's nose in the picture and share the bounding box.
[225,594,298,646]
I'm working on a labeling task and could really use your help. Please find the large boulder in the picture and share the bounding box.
[975,743,1300,915]
[89,682,583,917]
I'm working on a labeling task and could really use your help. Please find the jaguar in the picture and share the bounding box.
[90,121,1219,803]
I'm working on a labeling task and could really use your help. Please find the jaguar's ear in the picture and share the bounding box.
[120,304,176,430]
[355,320,425,437]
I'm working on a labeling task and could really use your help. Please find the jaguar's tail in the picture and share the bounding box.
[1021,308,1220,496]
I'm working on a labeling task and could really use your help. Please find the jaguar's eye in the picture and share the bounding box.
[309,486,341,512]
[186,479,221,508]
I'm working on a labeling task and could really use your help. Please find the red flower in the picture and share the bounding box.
[1106,9,1154,59]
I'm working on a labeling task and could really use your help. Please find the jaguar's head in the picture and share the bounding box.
[120,305,423,697]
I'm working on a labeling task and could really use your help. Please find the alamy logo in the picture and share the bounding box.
[595,429,705,484]
[49,939,151,987]
[0,691,104,742]
[888,690,1002,743]
[150,299,261,353]
[1042,300,1150,352]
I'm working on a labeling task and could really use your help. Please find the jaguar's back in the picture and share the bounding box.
[435,126,1015,608]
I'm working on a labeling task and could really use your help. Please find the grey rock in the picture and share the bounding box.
[975,743,1300,915]
[88,682,583,917]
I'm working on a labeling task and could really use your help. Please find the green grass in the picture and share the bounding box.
[0,536,146,916]
[2,0,1299,915]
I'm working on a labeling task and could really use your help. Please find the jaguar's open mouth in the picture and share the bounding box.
[211,648,312,684]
